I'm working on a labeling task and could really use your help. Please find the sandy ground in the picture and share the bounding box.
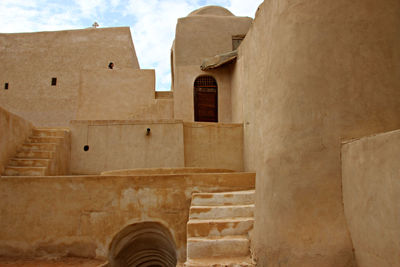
[0,257,106,267]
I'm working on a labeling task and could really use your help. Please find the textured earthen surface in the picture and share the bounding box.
[1,2,400,266]
[101,167,235,176]
[69,120,185,174]
[76,69,173,121]
[183,122,243,171]
[70,120,244,174]
[0,172,255,264]
[230,0,400,265]
[0,28,139,126]
[185,190,255,266]
[172,7,252,122]
[0,257,105,267]
[342,130,400,267]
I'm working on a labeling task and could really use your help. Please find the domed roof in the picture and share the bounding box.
[188,6,235,17]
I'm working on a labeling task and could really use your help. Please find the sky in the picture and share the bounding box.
[0,0,263,91]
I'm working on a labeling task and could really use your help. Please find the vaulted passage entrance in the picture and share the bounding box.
[194,76,218,122]
[108,222,177,267]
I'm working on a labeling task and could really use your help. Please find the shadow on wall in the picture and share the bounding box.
[107,222,177,267]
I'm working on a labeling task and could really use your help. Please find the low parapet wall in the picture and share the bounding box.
[70,120,185,174]
[0,172,255,263]
[183,122,244,171]
[0,107,33,175]
[342,129,400,267]
[101,167,235,176]
[70,120,244,174]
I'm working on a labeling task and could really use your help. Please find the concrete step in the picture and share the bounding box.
[192,190,255,206]
[33,128,68,137]
[189,205,254,220]
[3,166,47,176]
[28,136,63,144]
[19,143,58,152]
[16,150,55,159]
[187,236,250,259]
[188,218,254,238]
[8,158,51,167]
[184,257,254,267]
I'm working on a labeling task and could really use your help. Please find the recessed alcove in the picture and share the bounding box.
[108,222,177,267]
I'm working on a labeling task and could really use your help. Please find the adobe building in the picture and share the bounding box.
[1,2,400,267]
[171,6,252,122]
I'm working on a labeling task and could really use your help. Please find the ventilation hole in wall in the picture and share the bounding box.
[83,145,89,151]
[51,77,57,86]
[4,83,9,90]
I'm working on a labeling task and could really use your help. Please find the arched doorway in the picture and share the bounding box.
[108,222,177,267]
[194,76,218,122]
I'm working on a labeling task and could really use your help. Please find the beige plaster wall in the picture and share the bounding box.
[0,172,255,263]
[76,69,173,121]
[172,11,252,122]
[173,14,252,66]
[183,122,243,171]
[70,120,244,174]
[0,107,33,174]
[0,27,139,126]
[342,130,400,267]
[129,99,175,121]
[70,120,185,175]
[230,0,400,266]
[48,129,71,175]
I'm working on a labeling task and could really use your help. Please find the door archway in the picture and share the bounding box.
[194,76,218,122]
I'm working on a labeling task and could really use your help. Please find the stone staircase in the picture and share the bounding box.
[185,190,255,267]
[2,128,70,176]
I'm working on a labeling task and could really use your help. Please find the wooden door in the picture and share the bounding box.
[194,76,218,122]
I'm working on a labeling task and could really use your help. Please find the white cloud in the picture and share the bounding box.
[74,0,108,18]
[0,0,38,8]
[126,0,199,90]
[0,0,82,33]
[110,0,121,8]
[227,0,262,17]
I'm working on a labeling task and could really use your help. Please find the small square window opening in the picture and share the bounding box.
[4,83,9,90]
[51,77,57,86]
[232,35,245,50]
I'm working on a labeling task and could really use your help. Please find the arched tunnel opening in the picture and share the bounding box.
[108,222,177,267]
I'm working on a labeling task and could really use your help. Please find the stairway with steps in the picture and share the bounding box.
[2,128,70,176]
[185,190,255,267]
